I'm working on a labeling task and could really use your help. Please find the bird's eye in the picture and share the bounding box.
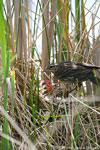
[50,65,54,68]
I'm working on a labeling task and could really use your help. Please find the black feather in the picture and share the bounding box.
[44,61,100,85]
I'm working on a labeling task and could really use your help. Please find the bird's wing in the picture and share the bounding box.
[55,64,93,82]
[53,61,100,82]
[58,68,90,78]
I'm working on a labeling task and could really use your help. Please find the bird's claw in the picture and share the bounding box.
[66,91,70,97]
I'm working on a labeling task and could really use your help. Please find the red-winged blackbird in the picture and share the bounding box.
[44,61,100,96]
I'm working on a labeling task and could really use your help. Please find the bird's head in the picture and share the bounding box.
[43,63,58,73]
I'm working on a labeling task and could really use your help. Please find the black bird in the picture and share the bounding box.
[44,61,100,96]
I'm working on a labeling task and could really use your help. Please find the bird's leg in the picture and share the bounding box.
[66,83,82,97]
[78,82,82,87]
[66,86,77,97]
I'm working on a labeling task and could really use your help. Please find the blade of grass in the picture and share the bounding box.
[29,66,37,142]
[62,96,78,150]
[93,69,100,92]
[75,0,80,42]
[0,0,7,78]
[0,1,10,149]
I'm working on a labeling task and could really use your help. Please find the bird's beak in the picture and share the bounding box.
[43,67,49,72]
